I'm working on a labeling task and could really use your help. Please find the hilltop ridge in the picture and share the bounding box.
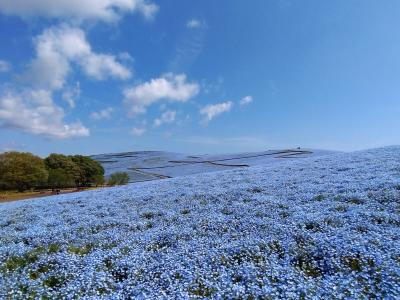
[92,148,336,183]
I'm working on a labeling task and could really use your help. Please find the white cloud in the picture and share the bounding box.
[136,1,158,20]
[0,0,159,22]
[131,127,146,136]
[200,101,233,124]
[186,19,203,29]
[124,73,199,115]
[240,95,253,106]
[27,25,132,90]
[62,82,81,108]
[0,60,11,72]
[154,110,176,127]
[0,89,89,139]
[80,53,132,80]
[90,107,114,120]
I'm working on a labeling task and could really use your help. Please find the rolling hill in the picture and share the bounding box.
[92,148,335,183]
[0,147,399,299]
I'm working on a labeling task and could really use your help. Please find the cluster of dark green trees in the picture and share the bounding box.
[0,152,105,192]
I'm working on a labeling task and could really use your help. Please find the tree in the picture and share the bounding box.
[44,154,81,185]
[107,172,130,186]
[0,152,48,192]
[69,155,105,187]
[47,169,75,189]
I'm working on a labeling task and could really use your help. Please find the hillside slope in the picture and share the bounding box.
[92,149,335,183]
[1,147,400,299]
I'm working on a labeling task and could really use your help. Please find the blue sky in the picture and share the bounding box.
[1,0,400,156]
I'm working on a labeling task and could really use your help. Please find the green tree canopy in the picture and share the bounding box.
[0,152,48,191]
[45,154,81,186]
[70,155,105,187]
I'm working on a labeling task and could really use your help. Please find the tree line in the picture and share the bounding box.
[0,152,129,192]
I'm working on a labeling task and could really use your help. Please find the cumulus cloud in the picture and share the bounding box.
[0,89,89,139]
[90,107,114,120]
[27,25,132,90]
[154,110,176,127]
[123,73,199,115]
[79,53,132,80]
[131,127,146,136]
[0,60,11,72]
[0,0,159,22]
[200,101,233,124]
[186,19,203,29]
[240,95,253,106]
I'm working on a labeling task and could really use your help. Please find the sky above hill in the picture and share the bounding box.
[1,0,400,156]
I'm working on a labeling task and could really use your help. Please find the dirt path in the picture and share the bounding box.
[124,149,313,182]
[128,168,173,181]
[0,188,101,204]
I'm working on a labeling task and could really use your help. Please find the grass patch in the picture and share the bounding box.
[293,254,322,278]
[333,206,348,213]
[247,187,264,194]
[43,275,66,288]
[347,198,364,205]
[313,194,325,202]
[188,280,215,297]
[221,207,234,215]
[181,209,191,215]
[29,263,52,280]
[342,256,363,272]
[140,212,156,219]
[268,240,285,259]
[2,246,46,272]
[304,221,322,232]
[67,244,94,256]
[48,244,61,254]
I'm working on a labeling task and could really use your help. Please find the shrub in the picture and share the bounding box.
[92,174,105,187]
[107,172,129,186]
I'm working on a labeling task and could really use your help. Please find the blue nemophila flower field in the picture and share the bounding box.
[1,147,400,299]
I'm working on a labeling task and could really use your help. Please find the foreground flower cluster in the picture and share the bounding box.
[0,147,400,299]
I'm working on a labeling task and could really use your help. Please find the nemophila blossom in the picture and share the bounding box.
[0,147,400,298]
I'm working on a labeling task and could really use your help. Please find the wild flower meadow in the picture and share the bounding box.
[0,147,400,299]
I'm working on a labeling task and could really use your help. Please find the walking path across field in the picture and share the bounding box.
[93,148,334,183]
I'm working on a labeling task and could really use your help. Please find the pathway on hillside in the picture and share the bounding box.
[93,149,332,184]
